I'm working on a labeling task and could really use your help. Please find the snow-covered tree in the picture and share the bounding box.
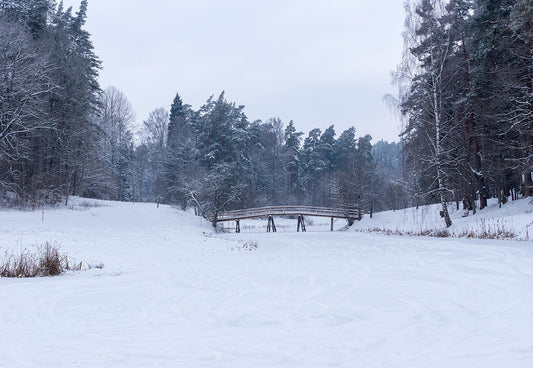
[0,16,57,200]
[96,86,135,201]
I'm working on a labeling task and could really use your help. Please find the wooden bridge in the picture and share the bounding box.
[211,206,361,232]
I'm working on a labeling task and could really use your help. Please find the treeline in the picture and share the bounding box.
[4,0,531,222]
[396,0,533,226]
[130,92,404,217]
[0,0,403,215]
[0,0,101,204]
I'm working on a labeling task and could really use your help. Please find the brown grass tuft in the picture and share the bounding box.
[1,243,72,278]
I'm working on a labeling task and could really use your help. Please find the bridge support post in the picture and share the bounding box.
[212,213,218,228]
[297,215,306,232]
[235,219,240,233]
[267,215,276,232]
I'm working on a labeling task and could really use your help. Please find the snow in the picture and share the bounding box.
[353,197,533,240]
[1,198,533,367]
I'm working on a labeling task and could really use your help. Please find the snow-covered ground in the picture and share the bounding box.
[353,197,533,240]
[1,198,533,367]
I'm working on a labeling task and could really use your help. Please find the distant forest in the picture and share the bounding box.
[1,0,531,224]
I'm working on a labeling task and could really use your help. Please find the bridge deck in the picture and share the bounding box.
[214,206,360,223]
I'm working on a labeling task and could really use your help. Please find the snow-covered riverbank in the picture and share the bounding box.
[353,197,533,240]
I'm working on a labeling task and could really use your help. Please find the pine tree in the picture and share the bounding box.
[195,92,250,213]
[283,121,304,201]
[317,125,337,205]
[333,127,358,208]
[302,128,322,204]
[48,0,102,202]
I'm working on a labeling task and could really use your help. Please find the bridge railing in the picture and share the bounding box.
[214,205,360,222]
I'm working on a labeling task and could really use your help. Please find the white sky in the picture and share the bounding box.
[61,0,405,142]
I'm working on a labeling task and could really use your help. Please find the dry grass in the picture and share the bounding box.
[240,240,258,251]
[358,218,519,240]
[1,243,73,278]
[230,240,259,252]
[358,227,451,238]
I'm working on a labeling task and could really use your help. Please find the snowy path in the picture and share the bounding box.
[1,201,533,367]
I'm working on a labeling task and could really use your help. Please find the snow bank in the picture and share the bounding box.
[353,197,533,240]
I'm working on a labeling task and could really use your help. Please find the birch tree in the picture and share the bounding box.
[399,0,455,227]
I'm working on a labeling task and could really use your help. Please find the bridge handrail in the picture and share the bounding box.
[214,205,360,222]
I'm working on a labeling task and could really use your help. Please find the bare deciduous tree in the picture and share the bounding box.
[0,17,57,199]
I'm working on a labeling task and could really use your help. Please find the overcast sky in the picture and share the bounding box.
[62,0,405,142]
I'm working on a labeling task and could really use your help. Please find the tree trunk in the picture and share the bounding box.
[440,190,452,228]
[461,32,486,210]
[432,62,452,228]
[525,170,533,197]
